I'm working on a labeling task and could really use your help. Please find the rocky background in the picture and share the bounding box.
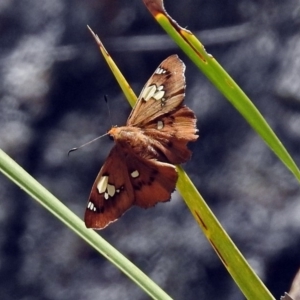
[1,0,300,299]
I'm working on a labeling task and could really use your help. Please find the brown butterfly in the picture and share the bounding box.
[85,55,198,229]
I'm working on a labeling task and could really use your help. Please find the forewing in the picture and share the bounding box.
[85,146,134,229]
[127,55,185,127]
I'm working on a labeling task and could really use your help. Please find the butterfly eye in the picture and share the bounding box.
[107,125,117,141]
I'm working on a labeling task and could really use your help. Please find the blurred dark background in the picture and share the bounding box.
[1,0,300,299]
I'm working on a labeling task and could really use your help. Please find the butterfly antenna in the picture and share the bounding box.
[104,95,113,127]
[68,132,109,156]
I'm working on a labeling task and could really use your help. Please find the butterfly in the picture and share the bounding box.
[85,55,198,229]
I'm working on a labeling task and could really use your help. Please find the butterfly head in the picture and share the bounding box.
[107,125,118,141]
[107,126,120,140]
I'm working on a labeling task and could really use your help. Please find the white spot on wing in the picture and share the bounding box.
[131,170,139,178]
[107,184,116,197]
[140,84,166,102]
[141,85,156,101]
[155,67,167,74]
[104,192,109,200]
[87,201,96,212]
[153,90,165,101]
[157,120,164,130]
[97,176,108,194]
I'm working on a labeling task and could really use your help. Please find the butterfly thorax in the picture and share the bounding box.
[108,126,158,159]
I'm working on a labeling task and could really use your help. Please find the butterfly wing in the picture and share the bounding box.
[124,152,178,208]
[143,105,198,164]
[127,54,198,165]
[127,55,186,126]
[85,146,134,229]
[85,145,178,229]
